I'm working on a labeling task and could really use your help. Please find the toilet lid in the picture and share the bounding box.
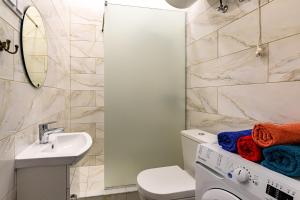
[137,166,195,200]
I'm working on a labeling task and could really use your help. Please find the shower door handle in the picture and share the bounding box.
[102,1,107,32]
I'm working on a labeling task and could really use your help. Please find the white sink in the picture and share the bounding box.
[16,132,92,168]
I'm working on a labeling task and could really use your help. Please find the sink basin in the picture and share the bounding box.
[16,132,92,168]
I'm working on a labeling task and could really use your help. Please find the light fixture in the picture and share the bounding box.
[165,0,197,9]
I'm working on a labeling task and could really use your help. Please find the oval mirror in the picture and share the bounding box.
[21,6,48,88]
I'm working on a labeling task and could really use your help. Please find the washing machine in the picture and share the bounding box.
[195,143,300,200]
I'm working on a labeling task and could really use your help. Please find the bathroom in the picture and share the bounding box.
[1,0,300,199]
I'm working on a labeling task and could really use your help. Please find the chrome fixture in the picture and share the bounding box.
[217,0,228,13]
[217,0,246,13]
[70,194,78,200]
[39,121,64,144]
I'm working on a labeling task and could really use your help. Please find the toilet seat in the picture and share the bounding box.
[137,166,195,200]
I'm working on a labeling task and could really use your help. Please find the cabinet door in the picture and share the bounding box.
[17,166,68,200]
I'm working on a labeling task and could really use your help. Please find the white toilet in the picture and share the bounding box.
[137,129,217,200]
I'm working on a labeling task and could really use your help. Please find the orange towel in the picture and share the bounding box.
[252,123,300,148]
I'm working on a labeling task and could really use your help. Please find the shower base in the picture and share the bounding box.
[70,165,139,200]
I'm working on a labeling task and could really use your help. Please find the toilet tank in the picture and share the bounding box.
[181,129,217,177]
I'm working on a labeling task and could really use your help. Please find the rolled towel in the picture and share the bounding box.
[218,129,252,152]
[252,123,300,148]
[237,136,262,162]
[261,145,300,177]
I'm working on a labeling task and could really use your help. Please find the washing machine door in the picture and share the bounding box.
[202,189,241,200]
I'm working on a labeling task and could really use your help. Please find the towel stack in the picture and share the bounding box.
[217,122,300,177]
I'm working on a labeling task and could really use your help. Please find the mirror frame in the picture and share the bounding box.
[20,6,48,88]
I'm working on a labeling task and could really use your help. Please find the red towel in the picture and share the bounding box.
[252,123,300,147]
[237,136,262,162]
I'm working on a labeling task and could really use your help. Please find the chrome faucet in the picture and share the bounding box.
[39,121,64,144]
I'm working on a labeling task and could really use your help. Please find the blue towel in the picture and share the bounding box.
[218,129,252,152]
[261,145,300,177]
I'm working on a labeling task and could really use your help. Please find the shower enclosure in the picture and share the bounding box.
[104,4,186,188]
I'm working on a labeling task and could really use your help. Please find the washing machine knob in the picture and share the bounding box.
[233,168,249,183]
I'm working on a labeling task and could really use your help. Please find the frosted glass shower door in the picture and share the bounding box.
[104,4,185,188]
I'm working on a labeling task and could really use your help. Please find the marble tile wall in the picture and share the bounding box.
[70,0,105,167]
[186,0,300,133]
[0,0,71,199]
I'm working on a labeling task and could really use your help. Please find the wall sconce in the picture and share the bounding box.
[165,0,197,9]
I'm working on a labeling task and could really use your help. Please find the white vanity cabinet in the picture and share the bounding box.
[15,132,92,200]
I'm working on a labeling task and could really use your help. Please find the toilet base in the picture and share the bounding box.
[138,191,195,200]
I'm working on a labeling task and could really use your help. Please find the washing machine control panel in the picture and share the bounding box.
[233,168,250,183]
[196,144,300,200]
